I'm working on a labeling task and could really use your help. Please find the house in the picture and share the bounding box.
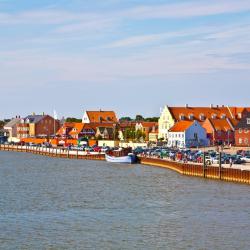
[158,105,250,140]
[235,112,250,146]
[135,122,158,141]
[16,114,60,139]
[56,122,76,138]
[69,123,96,139]
[96,127,115,140]
[168,120,208,148]
[82,110,118,123]
[148,127,159,142]
[3,117,21,142]
[202,118,236,145]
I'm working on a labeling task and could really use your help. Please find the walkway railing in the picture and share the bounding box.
[0,144,105,161]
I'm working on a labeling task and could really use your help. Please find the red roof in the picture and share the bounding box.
[169,121,194,132]
[86,111,118,123]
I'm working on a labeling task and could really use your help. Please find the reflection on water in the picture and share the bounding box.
[0,151,250,249]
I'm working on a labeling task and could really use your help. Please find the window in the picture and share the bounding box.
[199,114,205,121]
[221,114,226,119]
[239,138,242,144]
[211,114,217,119]
[179,114,185,120]
[239,128,242,134]
[244,138,248,144]
[189,114,194,120]
[247,118,250,125]
[244,129,249,134]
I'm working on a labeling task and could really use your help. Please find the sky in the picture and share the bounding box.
[0,0,250,119]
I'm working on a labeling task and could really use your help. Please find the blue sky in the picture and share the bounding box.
[0,0,250,119]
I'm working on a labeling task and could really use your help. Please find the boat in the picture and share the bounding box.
[105,147,137,164]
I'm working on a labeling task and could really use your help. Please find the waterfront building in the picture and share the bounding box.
[16,113,60,139]
[3,117,21,142]
[235,112,250,147]
[168,120,208,148]
[158,105,250,141]
[135,122,158,141]
[82,110,118,124]
[202,118,237,145]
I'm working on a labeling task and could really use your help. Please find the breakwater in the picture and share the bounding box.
[139,157,250,185]
[0,144,105,161]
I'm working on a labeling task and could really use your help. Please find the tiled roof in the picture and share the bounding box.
[209,119,233,132]
[69,123,84,136]
[86,111,118,123]
[169,121,194,132]
[167,106,250,122]
[4,118,21,128]
[168,106,232,121]
[137,122,158,127]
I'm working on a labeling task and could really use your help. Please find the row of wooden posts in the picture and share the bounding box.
[139,154,250,185]
[0,144,105,161]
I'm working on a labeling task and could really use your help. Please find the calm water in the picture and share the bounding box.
[0,151,250,250]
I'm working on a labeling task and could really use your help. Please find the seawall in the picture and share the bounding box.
[139,157,250,185]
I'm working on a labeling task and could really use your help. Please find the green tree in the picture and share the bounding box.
[135,115,144,121]
[119,117,132,122]
[66,117,82,123]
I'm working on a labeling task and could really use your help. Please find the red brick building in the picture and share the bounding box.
[202,118,237,145]
[17,114,60,139]
[235,112,250,146]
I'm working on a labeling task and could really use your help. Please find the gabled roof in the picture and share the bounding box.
[168,106,232,121]
[208,119,233,132]
[136,122,158,128]
[69,123,84,136]
[4,118,21,128]
[86,111,118,123]
[236,112,250,129]
[169,121,194,132]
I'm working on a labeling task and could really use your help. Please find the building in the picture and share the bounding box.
[3,117,21,142]
[56,122,76,138]
[82,110,118,123]
[135,122,158,141]
[16,114,60,139]
[235,112,250,147]
[158,105,250,141]
[168,120,208,148]
[202,118,236,145]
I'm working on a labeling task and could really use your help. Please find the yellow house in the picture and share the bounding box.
[158,106,175,140]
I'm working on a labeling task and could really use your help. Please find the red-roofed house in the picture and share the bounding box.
[168,120,208,148]
[82,110,118,123]
[202,118,236,145]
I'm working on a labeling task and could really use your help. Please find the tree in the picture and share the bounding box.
[144,117,159,122]
[66,117,82,123]
[135,115,144,121]
[119,117,132,122]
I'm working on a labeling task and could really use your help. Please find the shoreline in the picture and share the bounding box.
[1,145,250,185]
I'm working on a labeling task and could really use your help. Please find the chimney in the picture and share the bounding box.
[185,104,189,108]
[32,112,35,116]
[210,104,213,108]
[42,112,45,116]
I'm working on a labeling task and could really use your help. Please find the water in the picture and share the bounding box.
[0,151,250,250]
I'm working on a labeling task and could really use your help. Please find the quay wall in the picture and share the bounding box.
[0,144,105,161]
[139,157,250,185]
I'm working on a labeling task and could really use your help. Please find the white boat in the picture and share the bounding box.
[105,153,136,164]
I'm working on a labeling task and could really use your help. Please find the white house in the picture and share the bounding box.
[168,120,208,148]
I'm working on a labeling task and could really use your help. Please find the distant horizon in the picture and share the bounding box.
[0,0,249,119]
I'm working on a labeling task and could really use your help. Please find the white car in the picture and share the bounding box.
[240,156,250,163]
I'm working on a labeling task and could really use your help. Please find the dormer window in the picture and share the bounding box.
[179,114,185,120]
[221,114,226,119]
[26,118,30,123]
[211,114,217,119]
[189,114,194,120]
[199,114,205,121]
[247,118,250,125]
[238,113,242,119]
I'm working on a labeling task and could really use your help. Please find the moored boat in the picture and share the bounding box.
[105,147,137,164]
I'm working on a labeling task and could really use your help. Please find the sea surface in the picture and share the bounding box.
[0,151,250,250]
